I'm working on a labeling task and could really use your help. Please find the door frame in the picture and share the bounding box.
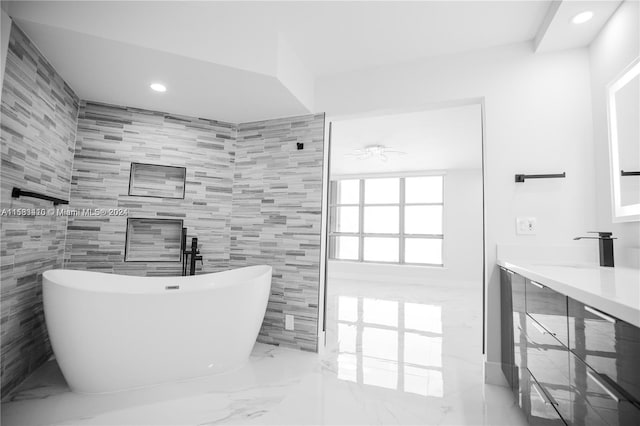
[317,97,488,355]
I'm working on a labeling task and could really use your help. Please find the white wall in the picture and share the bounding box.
[0,9,11,97]
[316,41,596,378]
[445,169,484,281]
[589,0,640,268]
[328,168,483,285]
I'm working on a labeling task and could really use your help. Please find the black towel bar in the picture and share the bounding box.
[11,187,69,205]
[515,172,566,183]
[621,170,640,176]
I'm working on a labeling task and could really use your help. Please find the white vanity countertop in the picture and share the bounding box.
[497,260,640,328]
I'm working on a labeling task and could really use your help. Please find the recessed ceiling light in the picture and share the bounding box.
[571,11,594,24]
[150,83,167,92]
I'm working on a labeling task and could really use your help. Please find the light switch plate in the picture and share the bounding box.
[516,217,537,235]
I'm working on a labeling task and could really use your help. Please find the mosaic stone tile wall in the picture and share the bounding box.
[1,24,326,400]
[67,107,326,352]
[231,114,325,352]
[0,24,80,399]
[64,101,236,276]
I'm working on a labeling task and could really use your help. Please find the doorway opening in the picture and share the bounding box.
[318,101,486,397]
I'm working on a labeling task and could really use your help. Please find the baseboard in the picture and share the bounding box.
[328,272,479,288]
[327,260,481,286]
[484,360,508,387]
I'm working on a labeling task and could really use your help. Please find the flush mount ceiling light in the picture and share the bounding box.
[149,83,167,92]
[571,11,594,24]
[345,145,407,162]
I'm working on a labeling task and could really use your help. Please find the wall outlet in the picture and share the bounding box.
[516,217,537,235]
[285,314,294,330]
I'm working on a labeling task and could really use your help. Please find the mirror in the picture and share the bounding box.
[607,57,640,222]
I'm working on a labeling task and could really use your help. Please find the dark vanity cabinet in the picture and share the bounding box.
[500,266,640,426]
[526,279,569,347]
[500,268,527,400]
[501,268,565,425]
[567,298,640,426]
[500,268,515,386]
[524,311,571,423]
[522,367,566,425]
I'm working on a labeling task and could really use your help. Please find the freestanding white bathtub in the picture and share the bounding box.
[42,265,272,394]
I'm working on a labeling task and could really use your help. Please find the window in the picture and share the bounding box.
[329,175,444,266]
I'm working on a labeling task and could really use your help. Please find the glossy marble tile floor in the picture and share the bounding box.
[1,279,526,425]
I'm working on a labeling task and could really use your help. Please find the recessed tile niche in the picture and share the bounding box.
[125,218,183,262]
[128,162,186,199]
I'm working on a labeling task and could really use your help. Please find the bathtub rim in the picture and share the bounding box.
[43,265,272,294]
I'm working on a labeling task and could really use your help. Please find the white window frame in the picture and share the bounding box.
[329,173,444,266]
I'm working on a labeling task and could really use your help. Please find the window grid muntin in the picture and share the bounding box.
[329,176,444,266]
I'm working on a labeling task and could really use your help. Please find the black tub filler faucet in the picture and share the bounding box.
[181,228,203,276]
[573,232,616,267]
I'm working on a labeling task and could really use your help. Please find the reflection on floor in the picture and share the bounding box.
[334,295,444,397]
[1,279,527,425]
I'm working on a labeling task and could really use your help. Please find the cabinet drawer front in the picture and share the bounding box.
[513,308,528,400]
[501,268,527,396]
[525,315,572,422]
[521,368,566,426]
[568,351,640,426]
[512,271,526,313]
[526,279,569,347]
[511,271,527,377]
[501,268,515,387]
[568,297,640,404]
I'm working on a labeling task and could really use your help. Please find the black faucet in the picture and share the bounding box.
[573,232,615,267]
[181,228,203,276]
[188,237,203,276]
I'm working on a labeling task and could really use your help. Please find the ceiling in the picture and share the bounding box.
[3,1,619,123]
[330,104,482,175]
[534,0,622,52]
